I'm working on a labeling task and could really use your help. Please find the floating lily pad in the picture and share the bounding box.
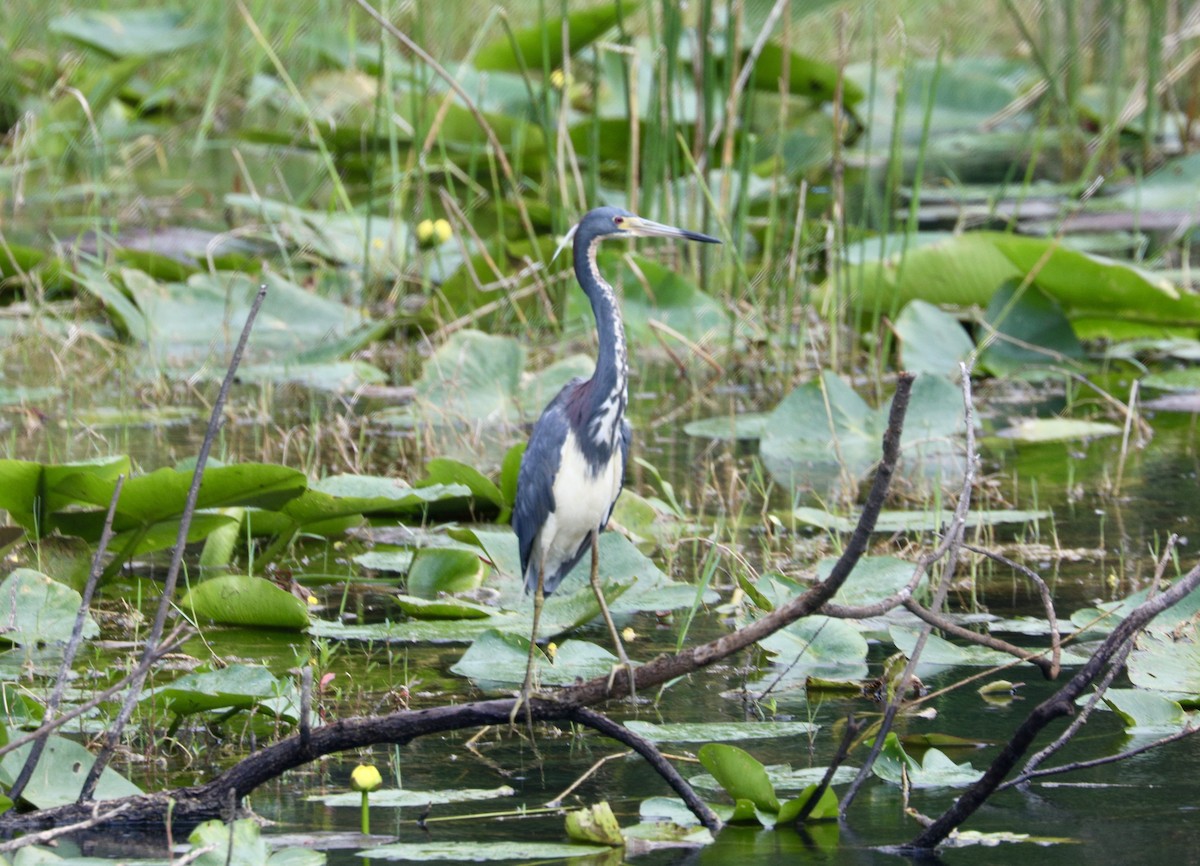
[1127,622,1200,699]
[451,630,622,687]
[189,819,324,866]
[994,418,1123,442]
[0,569,99,646]
[406,548,484,599]
[790,506,1048,533]
[624,721,817,743]
[180,575,310,630]
[871,733,983,788]
[894,300,974,378]
[0,735,142,808]
[683,413,771,440]
[313,785,514,807]
[150,664,300,721]
[1102,688,1190,733]
[50,9,210,58]
[394,595,494,620]
[358,841,611,861]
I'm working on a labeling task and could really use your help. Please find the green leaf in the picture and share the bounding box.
[188,818,325,866]
[474,1,626,71]
[776,784,838,824]
[394,594,494,620]
[755,615,870,683]
[894,300,973,377]
[0,735,142,808]
[697,744,780,813]
[451,631,622,687]
[789,505,1048,533]
[1127,621,1200,698]
[1102,689,1189,733]
[313,785,514,807]
[122,270,371,368]
[356,841,611,861]
[744,42,864,106]
[871,733,983,788]
[412,330,523,427]
[835,231,1184,325]
[180,575,310,630]
[978,281,1084,376]
[683,412,771,440]
[224,194,408,277]
[237,361,387,392]
[499,442,524,513]
[50,9,210,58]
[419,458,504,510]
[406,548,484,599]
[994,418,1123,442]
[0,570,98,646]
[624,721,817,743]
[564,801,623,846]
[152,664,299,720]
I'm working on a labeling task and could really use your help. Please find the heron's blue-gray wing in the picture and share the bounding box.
[512,401,567,594]
[602,418,633,529]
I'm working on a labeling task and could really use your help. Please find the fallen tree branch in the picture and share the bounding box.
[0,376,914,835]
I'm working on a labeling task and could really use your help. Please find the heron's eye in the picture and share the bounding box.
[613,216,624,226]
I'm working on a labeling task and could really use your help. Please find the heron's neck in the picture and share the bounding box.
[577,237,628,400]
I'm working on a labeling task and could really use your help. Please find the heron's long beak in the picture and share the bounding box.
[623,215,721,244]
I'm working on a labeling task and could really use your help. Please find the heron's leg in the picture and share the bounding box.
[589,528,636,701]
[510,560,545,728]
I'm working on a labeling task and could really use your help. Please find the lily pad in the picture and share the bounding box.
[871,733,983,788]
[358,841,612,861]
[1102,688,1190,733]
[150,664,300,721]
[0,569,99,646]
[624,721,817,743]
[406,548,485,599]
[450,630,622,687]
[993,418,1123,442]
[50,9,210,58]
[0,735,142,808]
[790,506,1048,533]
[313,785,514,807]
[180,575,310,630]
[894,300,974,378]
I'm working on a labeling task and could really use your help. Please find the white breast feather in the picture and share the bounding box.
[540,429,623,571]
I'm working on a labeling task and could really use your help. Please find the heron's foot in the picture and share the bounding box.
[605,654,638,703]
[509,670,536,729]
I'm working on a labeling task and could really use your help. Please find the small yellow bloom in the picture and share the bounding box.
[417,218,452,247]
[350,763,383,792]
[621,627,637,642]
[546,641,558,661]
[307,595,319,606]
[372,237,385,250]
[549,69,573,90]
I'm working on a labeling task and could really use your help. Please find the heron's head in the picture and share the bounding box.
[584,206,720,244]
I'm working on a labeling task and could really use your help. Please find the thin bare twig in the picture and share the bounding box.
[78,285,268,802]
[841,369,978,815]
[1013,535,1179,782]
[10,475,125,803]
[0,803,130,853]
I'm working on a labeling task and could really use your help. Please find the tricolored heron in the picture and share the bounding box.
[511,206,720,721]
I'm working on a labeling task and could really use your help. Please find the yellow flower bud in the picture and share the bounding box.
[546,641,558,661]
[621,627,636,642]
[549,69,572,90]
[307,595,319,606]
[417,217,452,247]
[350,763,383,792]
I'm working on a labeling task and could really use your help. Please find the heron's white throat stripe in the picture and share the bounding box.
[585,237,628,449]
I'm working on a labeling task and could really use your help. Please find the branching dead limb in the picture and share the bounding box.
[906,556,1200,851]
[840,368,978,814]
[0,375,914,835]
